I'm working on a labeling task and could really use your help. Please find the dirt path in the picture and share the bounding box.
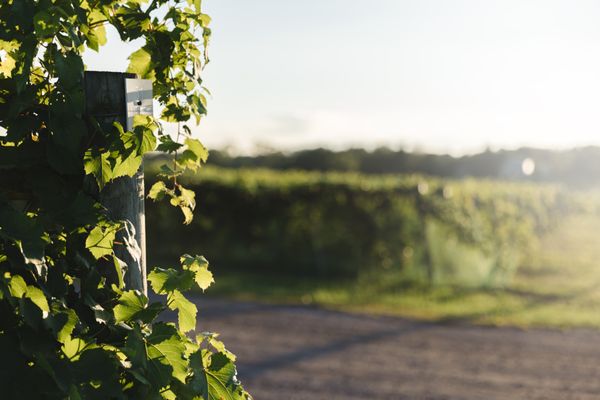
[192,297,600,400]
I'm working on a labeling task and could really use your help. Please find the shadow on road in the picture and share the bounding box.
[238,322,432,379]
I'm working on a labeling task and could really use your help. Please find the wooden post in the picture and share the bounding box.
[84,71,152,294]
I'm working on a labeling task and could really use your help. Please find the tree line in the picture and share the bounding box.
[196,146,600,187]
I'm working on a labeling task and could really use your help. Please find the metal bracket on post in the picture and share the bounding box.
[125,79,153,130]
[84,71,153,294]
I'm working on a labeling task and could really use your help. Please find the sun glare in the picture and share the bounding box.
[521,157,536,176]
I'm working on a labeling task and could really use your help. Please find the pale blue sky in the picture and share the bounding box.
[84,0,600,154]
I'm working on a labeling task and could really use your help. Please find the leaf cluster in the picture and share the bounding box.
[0,0,250,398]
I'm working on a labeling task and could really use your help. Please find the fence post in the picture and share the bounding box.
[84,71,153,294]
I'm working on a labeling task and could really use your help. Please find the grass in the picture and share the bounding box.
[208,213,600,329]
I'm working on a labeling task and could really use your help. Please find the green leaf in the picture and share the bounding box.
[0,40,18,77]
[114,290,147,322]
[180,255,214,291]
[191,0,203,13]
[74,348,122,396]
[189,351,247,400]
[148,181,168,201]
[199,14,212,27]
[54,50,84,87]
[56,310,78,343]
[167,290,197,333]
[146,357,173,390]
[148,331,188,383]
[194,264,214,292]
[147,268,171,294]
[8,275,27,298]
[112,256,126,289]
[158,164,182,179]
[149,322,178,343]
[177,138,209,171]
[181,206,194,225]
[207,353,241,398]
[148,267,195,294]
[19,297,44,329]
[127,48,152,77]
[112,152,142,179]
[62,337,86,360]
[180,254,207,269]
[123,326,148,369]
[170,187,195,209]
[169,187,196,224]
[96,24,108,47]
[68,385,82,400]
[156,136,183,153]
[25,285,49,313]
[199,333,236,362]
[179,187,196,209]
[161,389,177,400]
[134,301,165,324]
[132,115,158,154]
[33,10,59,38]
[139,128,157,154]
[46,311,75,343]
[84,150,113,190]
[85,223,118,259]
[87,22,107,52]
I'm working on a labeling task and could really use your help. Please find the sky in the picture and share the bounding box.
[84,0,600,155]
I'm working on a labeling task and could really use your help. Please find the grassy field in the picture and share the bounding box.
[208,213,600,329]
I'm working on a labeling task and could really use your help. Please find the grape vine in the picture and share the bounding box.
[0,0,251,398]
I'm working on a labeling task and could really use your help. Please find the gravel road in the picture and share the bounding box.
[192,297,600,400]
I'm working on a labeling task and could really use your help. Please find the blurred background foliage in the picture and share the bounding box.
[146,158,580,286]
[145,149,600,327]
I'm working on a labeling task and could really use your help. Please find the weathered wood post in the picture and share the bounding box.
[84,71,153,294]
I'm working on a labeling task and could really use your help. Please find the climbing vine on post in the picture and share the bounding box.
[0,0,251,398]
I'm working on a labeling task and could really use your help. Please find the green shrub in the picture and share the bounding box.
[146,167,572,285]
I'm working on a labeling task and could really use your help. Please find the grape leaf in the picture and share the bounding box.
[148,267,195,294]
[168,290,197,333]
[85,223,118,259]
[189,351,247,400]
[127,48,152,77]
[148,332,188,383]
[114,290,147,322]
[148,181,168,201]
[25,285,49,313]
[180,254,214,291]
[194,264,214,292]
[7,275,27,298]
[84,150,113,190]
